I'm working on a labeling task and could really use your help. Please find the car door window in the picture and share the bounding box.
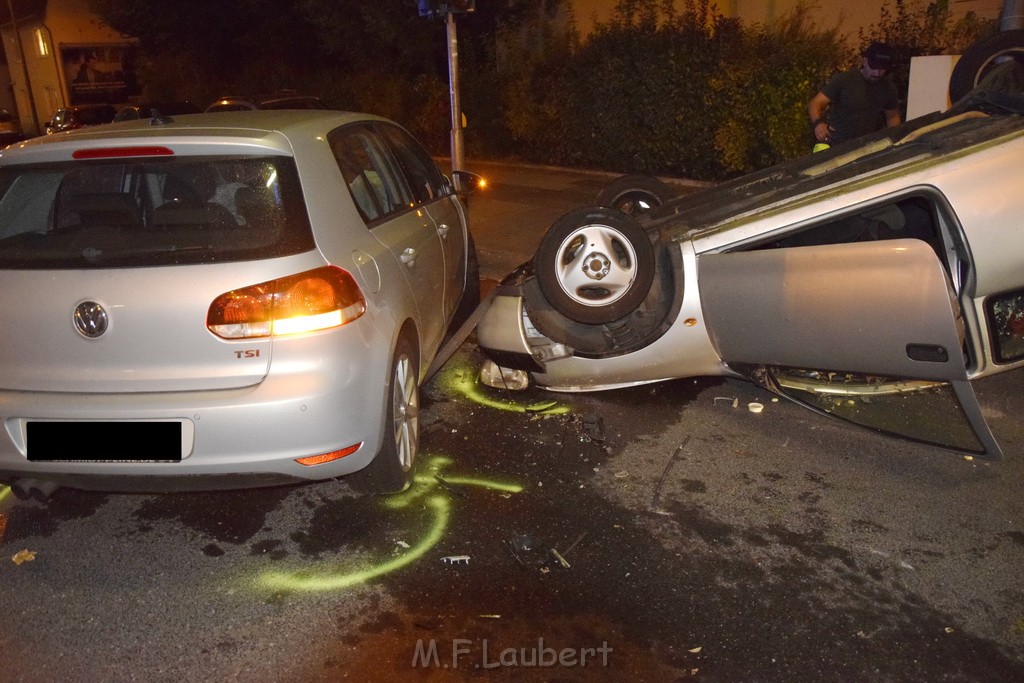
[376,124,448,205]
[329,126,412,225]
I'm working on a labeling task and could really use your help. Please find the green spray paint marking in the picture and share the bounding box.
[439,364,570,415]
[257,494,450,593]
[254,456,523,593]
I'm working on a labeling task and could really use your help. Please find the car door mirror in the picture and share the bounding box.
[451,170,484,196]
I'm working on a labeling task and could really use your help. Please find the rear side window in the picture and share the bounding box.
[0,155,315,268]
[376,123,449,204]
[329,126,412,224]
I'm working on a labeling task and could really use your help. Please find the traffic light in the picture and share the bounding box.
[418,0,475,18]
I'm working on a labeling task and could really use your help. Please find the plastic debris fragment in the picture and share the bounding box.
[11,549,36,565]
[441,555,470,565]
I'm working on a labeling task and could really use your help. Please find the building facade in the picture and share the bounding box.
[1,0,137,135]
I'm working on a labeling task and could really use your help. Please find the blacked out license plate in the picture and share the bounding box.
[27,421,182,462]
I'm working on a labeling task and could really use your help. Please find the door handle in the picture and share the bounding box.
[400,247,417,266]
[437,223,450,238]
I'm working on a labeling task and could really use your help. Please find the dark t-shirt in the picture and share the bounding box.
[821,69,898,144]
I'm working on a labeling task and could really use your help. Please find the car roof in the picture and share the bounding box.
[648,106,1024,243]
[0,110,389,163]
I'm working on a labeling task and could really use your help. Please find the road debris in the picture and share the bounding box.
[614,471,629,479]
[582,413,605,442]
[714,396,739,408]
[748,402,764,413]
[479,614,502,619]
[546,532,588,571]
[441,555,470,565]
[434,474,469,498]
[549,549,571,569]
[651,436,691,511]
[11,549,36,565]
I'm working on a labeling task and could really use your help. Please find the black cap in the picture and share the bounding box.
[863,42,895,70]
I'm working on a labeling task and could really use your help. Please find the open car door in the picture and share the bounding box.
[698,239,1002,459]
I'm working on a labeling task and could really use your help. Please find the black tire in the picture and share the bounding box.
[348,332,419,494]
[595,174,675,216]
[949,29,1024,103]
[534,207,655,325]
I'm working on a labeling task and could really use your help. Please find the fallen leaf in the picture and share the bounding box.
[689,646,702,653]
[11,549,36,565]
[945,627,955,634]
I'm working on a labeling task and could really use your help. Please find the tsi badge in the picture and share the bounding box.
[73,301,108,339]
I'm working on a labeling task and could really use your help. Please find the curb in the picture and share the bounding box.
[435,157,717,190]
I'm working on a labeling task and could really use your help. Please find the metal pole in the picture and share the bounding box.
[446,11,464,174]
[5,0,41,135]
[1001,0,1024,30]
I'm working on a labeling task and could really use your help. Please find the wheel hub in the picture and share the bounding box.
[581,251,611,280]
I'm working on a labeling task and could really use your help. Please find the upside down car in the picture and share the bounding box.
[477,70,1024,460]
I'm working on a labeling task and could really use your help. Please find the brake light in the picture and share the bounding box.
[207,266,366,339]
[73,146,175,159]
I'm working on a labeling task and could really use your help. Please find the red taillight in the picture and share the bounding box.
[207,266,366,339]
[72,146,175,159]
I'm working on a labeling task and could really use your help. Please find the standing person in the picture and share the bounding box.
[808,42,901,149]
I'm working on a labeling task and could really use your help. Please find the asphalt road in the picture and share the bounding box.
[0,162,1021,681]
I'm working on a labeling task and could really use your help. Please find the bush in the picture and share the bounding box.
[470,0,993,180]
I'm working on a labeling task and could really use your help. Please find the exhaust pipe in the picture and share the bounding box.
[8,478,59,502]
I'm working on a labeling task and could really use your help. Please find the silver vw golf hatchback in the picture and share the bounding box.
[0,110,478,498]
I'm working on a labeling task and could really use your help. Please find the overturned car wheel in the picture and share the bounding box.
[949,29,1024,103]
[535,207,655,325]
[595,174,675,216]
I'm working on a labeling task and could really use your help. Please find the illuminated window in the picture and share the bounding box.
[34,29,49,57]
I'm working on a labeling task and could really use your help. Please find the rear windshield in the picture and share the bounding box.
[0,155,315,268]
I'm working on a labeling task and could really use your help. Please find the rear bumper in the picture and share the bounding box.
[476,292,545,372]
[0,328,393,492]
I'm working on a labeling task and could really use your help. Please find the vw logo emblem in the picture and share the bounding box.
[74,301,109,338]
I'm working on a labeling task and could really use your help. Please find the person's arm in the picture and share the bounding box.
[808,91,833,142]
[884,108,901,128]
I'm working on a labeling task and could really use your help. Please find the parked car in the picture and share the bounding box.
[44,103,118,134]
[205,91,329,113]
[113,101,201,121]
[476,87,1024,461]
[0,110,480,499]
[0,110,25,147]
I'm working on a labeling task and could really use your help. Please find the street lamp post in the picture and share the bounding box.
[446,10,464,174]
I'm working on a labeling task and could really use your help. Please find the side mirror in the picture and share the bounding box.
[451,170,485,196]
